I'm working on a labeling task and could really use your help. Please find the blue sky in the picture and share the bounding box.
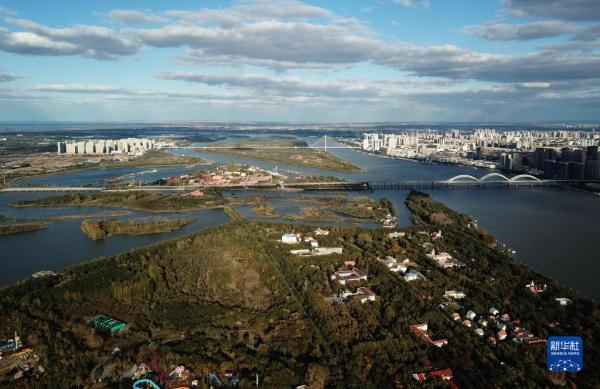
[0,0,599,122]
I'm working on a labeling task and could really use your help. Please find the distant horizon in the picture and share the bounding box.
[1,120,599,126]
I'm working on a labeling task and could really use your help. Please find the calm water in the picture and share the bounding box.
[2,135,600,300]
[0,192,229,286]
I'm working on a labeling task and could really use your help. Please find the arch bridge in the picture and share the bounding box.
[444,173,541,184]
[366,175,600,191]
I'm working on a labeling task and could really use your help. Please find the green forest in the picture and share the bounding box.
[0,191,598,388]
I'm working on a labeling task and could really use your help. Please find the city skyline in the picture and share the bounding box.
[0,0,600,122]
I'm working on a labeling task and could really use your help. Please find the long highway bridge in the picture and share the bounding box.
[2,173,599,193]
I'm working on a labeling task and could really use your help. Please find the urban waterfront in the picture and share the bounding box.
[2,135,599,300]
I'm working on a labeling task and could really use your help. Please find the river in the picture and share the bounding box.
[0,191,229,286]
[2,134,599,300]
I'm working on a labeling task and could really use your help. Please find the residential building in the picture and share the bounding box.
[340,287,377,304]
[331,268,368,285]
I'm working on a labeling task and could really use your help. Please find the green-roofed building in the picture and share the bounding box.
[89,314,126,334]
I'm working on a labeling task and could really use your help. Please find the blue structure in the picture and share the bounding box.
[0,340,15,353]
[132,378,161,389]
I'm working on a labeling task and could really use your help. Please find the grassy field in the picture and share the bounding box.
[197,137,362,172]
[103,150,204,168]
[80,218,195,240]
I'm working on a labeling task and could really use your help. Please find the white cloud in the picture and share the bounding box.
[463,21,577,41]
[0,17,139,59]
[0,69,19,82]
[30,83,126,93]
[107,10,167,24]
[165,0,332,26]
[129,20,381,67]
[521,82,551,88]
[157,71,386,98]
[503,0,600,21]
[0,7,17,16]
[391,0,430,8]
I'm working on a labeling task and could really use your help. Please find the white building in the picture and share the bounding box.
[404,270,426,282]
[340,287,377,304]
[57,138,155,155]
[444,290,466,300]
[281,233,299,244]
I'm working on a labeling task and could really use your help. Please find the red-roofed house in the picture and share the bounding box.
[182,190,204,197]
[429,368,453,380]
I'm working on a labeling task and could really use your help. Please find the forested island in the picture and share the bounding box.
[80,218,195,240]
[12,191,226,212]
[196,137,362,172]
[0,192,598,387]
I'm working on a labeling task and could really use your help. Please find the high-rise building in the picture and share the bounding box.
[533,148,545,169]
[560,147,573,162]
[556,161,569,179]
[569,162,586,180]
[585,160,600,180]
[543,160,556,179]
[573,149,586,163]
[475,147,483,160]
[586,146,598,161]
[57,138,155,155]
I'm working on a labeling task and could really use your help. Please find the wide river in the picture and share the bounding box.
[2,134,599,300]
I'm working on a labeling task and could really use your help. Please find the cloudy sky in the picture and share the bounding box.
[1,0,599,122]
